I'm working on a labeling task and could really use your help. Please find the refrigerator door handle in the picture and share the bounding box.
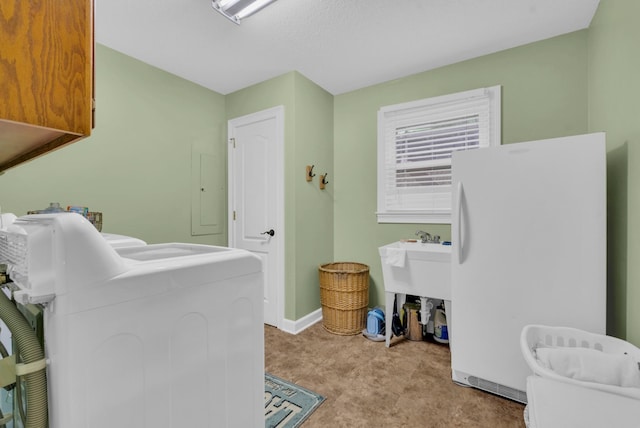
[456,181,463,263]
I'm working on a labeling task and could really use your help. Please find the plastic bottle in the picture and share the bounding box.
[433,305,449,344]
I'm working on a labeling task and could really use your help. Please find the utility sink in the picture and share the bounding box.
[379,241,452,347]
[379,241,451,300]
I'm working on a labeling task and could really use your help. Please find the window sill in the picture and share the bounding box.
[376,211,451,225]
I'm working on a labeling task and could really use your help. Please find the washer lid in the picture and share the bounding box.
[116,243,229,261]
[101,233,147,248]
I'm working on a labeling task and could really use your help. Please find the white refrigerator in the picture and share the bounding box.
[450,132,606,403]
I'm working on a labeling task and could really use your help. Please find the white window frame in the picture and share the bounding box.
[377,85,501,224]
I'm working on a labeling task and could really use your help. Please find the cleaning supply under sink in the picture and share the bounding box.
[363,307,386,341]
[366,307,385,335]
[434,303,449,344]
[404,302,423,341]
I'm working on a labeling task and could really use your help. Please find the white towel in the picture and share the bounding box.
[383,248,406,268]
[535,346,640,388]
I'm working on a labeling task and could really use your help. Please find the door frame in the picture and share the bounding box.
[227,105,285,329]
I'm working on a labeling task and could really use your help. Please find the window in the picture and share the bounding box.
[377,86,501,224]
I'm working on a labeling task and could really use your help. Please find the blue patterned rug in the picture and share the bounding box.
[265,373,325,428]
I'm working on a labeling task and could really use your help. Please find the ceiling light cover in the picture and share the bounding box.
[212,0,277,24]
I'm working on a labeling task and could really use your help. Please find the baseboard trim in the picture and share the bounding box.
[280,308,322,335]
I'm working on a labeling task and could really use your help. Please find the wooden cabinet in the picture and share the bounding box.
[0,0,94,173]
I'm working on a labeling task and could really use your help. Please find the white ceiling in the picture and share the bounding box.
[95,0,600,95]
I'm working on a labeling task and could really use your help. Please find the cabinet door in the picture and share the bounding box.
[0,0,93,171]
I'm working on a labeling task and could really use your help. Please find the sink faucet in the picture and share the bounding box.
[416,230,431,243]
[415,230,440,244]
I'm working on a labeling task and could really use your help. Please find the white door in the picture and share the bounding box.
[228,106,284,327]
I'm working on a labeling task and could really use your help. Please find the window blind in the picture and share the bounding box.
[381,93,491,213]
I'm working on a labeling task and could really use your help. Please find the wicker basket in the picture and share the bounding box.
[318,262,369,335]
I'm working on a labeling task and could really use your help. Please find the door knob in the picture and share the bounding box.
[261,229,275,237]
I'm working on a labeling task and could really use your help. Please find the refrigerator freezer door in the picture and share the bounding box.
[450,133,606,399]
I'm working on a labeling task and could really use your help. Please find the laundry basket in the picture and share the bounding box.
[319,262,369,335]
[521,325,640,400]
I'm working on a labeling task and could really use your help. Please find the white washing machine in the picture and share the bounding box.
[0,213,264,428]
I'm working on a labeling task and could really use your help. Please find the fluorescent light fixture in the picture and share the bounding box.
[211,0,277,24]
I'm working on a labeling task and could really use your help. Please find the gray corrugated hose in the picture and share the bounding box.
[0,291,48,428]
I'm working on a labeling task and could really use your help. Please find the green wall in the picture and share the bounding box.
[225,72,334,320]
[588,0,640,344]
[0,44,227,246]
[334,31,589,307]
[2,4,637,343]
[293,75,334,318]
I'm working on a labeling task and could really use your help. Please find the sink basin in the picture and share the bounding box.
[379,241,451,299]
